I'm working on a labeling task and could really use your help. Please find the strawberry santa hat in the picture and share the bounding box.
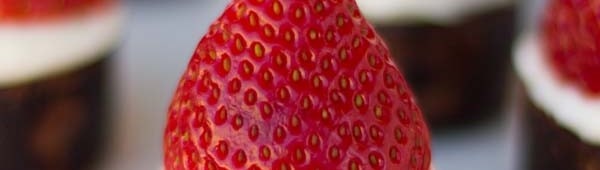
[0,0,115,22]
[543,0,600,94]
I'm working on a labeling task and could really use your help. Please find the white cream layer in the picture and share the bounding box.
[514,33,600,146]
[0,5,123,88]
[356,0,513,25]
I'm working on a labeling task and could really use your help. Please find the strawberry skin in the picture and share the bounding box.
[164,0,431,169]
[543,0,600,94]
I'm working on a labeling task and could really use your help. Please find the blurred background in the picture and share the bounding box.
[0,0,552,170]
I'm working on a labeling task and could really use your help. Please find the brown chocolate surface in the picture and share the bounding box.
[375,7,516,128]
[525,98,600,170]
[0,56,110,170]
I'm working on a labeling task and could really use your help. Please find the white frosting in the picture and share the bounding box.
[0,5,123,87]
[514,33,600,146]
[356,0,513,25]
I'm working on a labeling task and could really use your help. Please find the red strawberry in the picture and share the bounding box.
[0,0,111,22]
[543,0,600,94]
[164,0,431,169]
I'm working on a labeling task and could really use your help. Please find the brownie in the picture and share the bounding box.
[0,55,111,170]
[524,97,600,170]
[374,7,516,128]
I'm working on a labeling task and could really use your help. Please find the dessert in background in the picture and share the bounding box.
[163,0,431,169]
[357,0,516,128]
[515,0,600,169]
[0,1,122,169]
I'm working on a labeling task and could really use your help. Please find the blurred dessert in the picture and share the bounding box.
[515,0,600,169]
[357,0,516,127]
[0,1,122,169]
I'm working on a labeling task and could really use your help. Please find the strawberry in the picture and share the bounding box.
[543,0,600,94]
[0,0,110,22]
[164,0,431,169]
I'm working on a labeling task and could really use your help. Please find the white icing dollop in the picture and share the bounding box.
[356,0,513,25]
[514,33,600,146]
[0,4,123,88]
